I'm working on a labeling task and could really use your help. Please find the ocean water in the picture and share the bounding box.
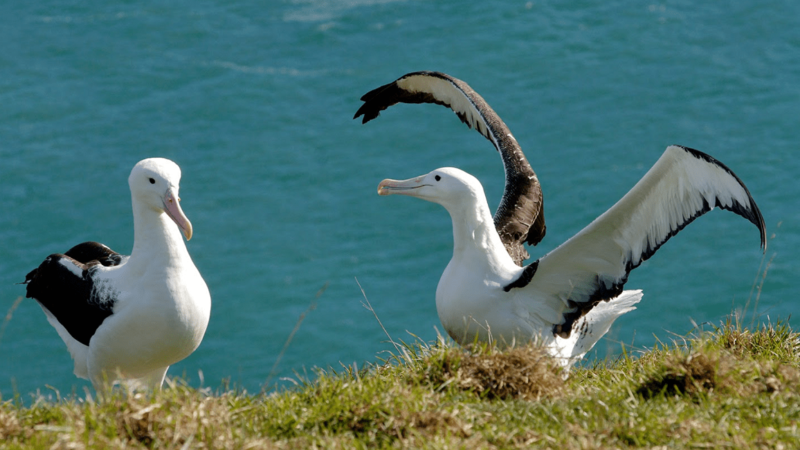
[1,0,798,399]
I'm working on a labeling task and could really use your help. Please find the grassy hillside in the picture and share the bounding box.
[1,320,798,449]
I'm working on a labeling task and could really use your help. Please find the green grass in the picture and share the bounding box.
[1,320,799,449]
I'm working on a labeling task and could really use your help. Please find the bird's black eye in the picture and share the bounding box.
[148,177,156,184]
[435,175,441,181]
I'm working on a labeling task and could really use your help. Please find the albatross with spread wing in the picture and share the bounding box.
[357,72,766,367]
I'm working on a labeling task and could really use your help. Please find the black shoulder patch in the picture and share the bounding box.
[503,260,539,292]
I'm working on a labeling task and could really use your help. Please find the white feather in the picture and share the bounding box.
[397,74,491,139]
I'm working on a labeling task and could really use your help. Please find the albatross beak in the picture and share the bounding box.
[164,187,193,240]
[377,175,427,197]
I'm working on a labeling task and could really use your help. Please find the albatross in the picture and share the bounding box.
[23,158,211,390]
[355,71,766,367]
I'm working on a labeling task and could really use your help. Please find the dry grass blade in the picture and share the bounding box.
[355,276,402,354]
[263,283,326,390]
[0,296,24,348]
[0,407,22,440]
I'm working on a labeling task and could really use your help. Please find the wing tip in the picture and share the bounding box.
[352,106,376,124]
[354,71,438,124]
[670,144,767,253]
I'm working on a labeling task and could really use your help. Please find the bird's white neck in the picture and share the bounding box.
[129,198,190,266]
[442,193,517,271]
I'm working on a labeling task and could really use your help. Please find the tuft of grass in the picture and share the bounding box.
[716,317,800,363]
[631,320,800,400]
[636,350,722,398]
[2,321,800,449]
[410,341,564,401]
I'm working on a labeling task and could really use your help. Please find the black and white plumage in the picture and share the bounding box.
[355,71,545,265]
[23,158,211,390]
[376,146,765,367]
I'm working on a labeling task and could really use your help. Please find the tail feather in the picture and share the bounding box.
[552,289,643,369]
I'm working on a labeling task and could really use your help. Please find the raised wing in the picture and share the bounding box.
[355,71,545,265]
[506,145,766,338]
[25,242,124,345]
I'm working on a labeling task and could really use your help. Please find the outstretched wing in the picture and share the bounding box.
[25,242,124,346]
[505,146,765,338]
[355,71,545,265]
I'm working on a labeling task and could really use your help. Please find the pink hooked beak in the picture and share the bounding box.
[163,187,193,240]
[377,174,427,197]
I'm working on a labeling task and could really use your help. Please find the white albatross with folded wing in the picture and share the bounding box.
[23,158,211,390]
[357,72,766,368]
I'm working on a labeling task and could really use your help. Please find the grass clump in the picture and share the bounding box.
[413,341,564,401]
[636,351,721,398]
[1,320,799,449]
[634,320,800,400]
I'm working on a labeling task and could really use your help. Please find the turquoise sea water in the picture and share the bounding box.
[1,1,797,399]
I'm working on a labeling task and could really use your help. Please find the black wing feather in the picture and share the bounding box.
[25,242,123,346]
[64,241,124,267]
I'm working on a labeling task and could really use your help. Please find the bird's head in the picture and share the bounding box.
[129,158,193,240]
[377,167,485,212]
